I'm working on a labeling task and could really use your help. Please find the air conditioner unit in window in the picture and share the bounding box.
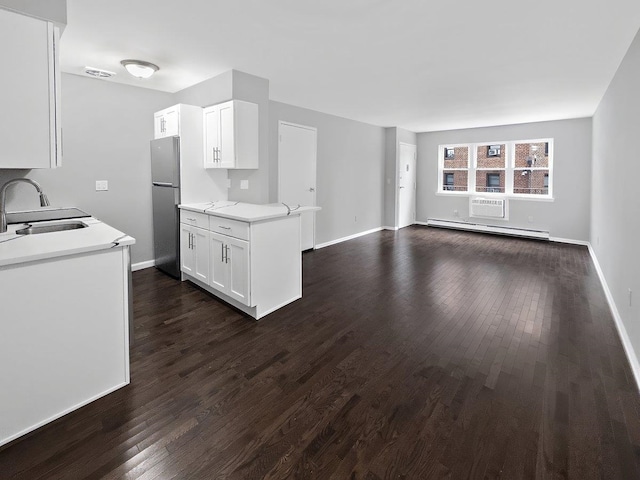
[470,197,505,218]
[487,148,500,157]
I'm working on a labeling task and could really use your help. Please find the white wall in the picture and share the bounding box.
[416,118,592,241]
[269,101,386,245]
[0,73,174,265]
[228,71,270,204]
[591,29,640,375]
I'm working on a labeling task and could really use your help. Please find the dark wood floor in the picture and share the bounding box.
[2,226,639,479]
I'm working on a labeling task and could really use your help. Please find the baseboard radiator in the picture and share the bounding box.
[426,219,550,240]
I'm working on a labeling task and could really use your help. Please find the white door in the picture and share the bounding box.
[278,122,317,251]
[398,143,417,229]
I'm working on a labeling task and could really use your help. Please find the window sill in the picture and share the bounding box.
[435,191,555,202]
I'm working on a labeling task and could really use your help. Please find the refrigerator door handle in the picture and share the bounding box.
[152,181,174,187]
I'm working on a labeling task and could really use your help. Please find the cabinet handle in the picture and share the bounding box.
[225,244,229,264]
[218,225,231,230]
[188,232,192,249]
[186,217,196,222]
[191,233,195,249]
[221,243,224,262]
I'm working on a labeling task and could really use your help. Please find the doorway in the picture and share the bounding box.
[397,143,417,229]
[278,121,317,251]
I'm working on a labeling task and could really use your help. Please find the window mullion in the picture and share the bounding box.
[505,142,514,195]
[469,144,476,193]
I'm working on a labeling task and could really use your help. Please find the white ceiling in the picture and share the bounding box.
[60,0,640,132]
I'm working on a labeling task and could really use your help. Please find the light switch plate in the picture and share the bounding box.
[96,180,108,191]
[240,180,249,190]
[226,178,231,188]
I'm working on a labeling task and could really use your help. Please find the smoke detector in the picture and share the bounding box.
[84,66,116,78]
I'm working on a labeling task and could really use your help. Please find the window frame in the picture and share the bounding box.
[437,138,554,200]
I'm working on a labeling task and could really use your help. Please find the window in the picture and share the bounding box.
[486,173,501,192]
[444,172,455,190]
[438,138,553,198]
[476,143,505,193]
[440,145,469,192]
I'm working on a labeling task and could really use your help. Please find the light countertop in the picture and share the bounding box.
[179,201,320,222]
[0,217,135,268]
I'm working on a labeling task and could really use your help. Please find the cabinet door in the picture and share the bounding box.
[203,106,219,168]
[153,112,164,139]
[227,236,250,305]
[209,232,228,293]
[192,226,209,284]
[164,108,179,136]
[218,101,236,169]
[180,224,194,276]
[0,10,59,168]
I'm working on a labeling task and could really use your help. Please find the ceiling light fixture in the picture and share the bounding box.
[85,66,116,78]
[120,59,159,79]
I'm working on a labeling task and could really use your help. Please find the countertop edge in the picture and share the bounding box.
[179,203,321,222]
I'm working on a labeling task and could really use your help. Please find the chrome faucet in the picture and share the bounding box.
[0,178,50,233]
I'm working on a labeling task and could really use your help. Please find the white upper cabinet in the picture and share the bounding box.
[153,105,179,138]
[203,100,258,169]
[0,8,61,169]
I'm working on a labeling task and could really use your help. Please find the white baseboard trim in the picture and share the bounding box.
[383,226,399,231]
[425,218,549,240]
[549,237,589,246]
[316,227,383,249]
[415,221,429,226]
[588,244,640,392]
[132,260,155,271]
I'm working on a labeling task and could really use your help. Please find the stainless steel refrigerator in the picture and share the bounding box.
[151,136,181,278]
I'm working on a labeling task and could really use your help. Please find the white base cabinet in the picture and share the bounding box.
[179,208,302,319]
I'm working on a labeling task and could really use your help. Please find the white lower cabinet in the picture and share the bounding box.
[179,206,302,319]
[180,224,209,284]
[210,232,250,305]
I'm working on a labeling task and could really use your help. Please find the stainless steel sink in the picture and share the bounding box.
[16,221,88,235]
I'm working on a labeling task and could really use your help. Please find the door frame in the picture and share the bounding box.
[277,121,318,249]
[396,142,417,229]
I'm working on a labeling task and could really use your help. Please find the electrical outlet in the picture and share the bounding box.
[528,215,534,223]
[95,180,108,191]
[226,178,231,188]
[240,180,249,190]
[453,210,459,217]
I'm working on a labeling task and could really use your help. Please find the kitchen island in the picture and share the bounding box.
[0,215,134,447]
[179,201,318,319]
